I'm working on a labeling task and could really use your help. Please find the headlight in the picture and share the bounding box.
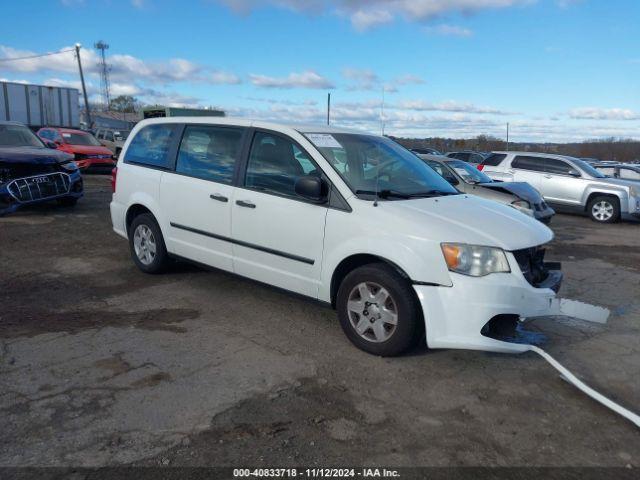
[60,161,78,172]
[630,186,638,198]
[511,199,531,210]
[441,243,510,277]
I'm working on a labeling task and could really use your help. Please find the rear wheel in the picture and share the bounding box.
[129,213,169,273]
[336,263,424,356]
[588,195,620,223]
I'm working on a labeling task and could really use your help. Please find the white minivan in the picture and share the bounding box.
[110,118,564,356]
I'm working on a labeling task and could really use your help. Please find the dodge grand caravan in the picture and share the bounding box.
[111,118,566,356]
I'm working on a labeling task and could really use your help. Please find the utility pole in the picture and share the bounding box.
[94,40,111,109]
[327,92,330,125]
[380,87,385,136]
[506,122,510,151]
[75,43,92,129]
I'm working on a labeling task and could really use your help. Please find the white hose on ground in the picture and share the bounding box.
[528,345,640,428]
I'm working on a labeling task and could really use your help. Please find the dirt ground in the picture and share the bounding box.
[1,175,639,468]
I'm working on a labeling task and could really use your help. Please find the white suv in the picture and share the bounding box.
[111,118,564,356]
[479,152,640,223]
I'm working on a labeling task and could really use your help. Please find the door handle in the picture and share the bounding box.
[544,175,552,179]
[210,193,228,202]
[236,200,256,209]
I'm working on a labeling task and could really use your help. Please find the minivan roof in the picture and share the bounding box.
[132,116,367,136]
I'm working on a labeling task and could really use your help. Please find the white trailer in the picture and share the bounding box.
[0,81,80,129]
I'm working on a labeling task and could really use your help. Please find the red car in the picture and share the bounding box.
[37,127,115,172]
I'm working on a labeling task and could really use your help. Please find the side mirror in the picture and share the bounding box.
[569,170,581,177]
[294,175,329,203]
[45,140,58,149]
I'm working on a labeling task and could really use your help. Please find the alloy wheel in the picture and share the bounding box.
[133,224,157,265]
[592,201,614,221]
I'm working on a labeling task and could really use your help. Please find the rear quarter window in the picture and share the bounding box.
[512,156,546,172]
[482,154,506,166]
[124,124,181,169]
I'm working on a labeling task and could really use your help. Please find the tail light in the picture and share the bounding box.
[477,164,485,171]
[111,167,118,193]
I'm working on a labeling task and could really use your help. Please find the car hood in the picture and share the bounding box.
[66,144,114,156]
[478,181,543,203]
[0,146,73,164]
[384,194,553,251]
[597,177,639,189]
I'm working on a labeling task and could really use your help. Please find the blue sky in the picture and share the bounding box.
[1,0,639,141]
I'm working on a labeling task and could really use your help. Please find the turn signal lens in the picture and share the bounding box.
[442,244,462,270]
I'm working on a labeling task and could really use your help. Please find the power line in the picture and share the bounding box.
[0,48,75,63]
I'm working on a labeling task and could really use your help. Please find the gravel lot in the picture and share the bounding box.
[1,175,639,468]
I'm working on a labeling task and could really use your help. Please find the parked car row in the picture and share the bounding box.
[417,154,554,223]
[37,127,116,172]
[477,152,640,223]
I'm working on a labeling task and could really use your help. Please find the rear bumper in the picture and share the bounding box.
[415,251,564,354]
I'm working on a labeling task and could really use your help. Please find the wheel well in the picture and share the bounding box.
[330,254,412,308]
[125,204,153,235]
[585,192,620,211]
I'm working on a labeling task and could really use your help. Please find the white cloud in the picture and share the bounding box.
[424,24,473,37]
[249,70,334,89]
[215,0,533,30]
[0,45,241,86]
[568,107,640,121]
[396,100,514,115]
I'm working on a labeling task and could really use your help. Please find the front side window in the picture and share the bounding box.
[512,156,546,172]
[425,160,458,185]
[245,131,320,198]
[0,124,44,148]
[105,131,114,142]
[306,133,458,199]
[447,160,493,184]
[176,125,244,184]
[124,124,179,169]
[544,158,574,175]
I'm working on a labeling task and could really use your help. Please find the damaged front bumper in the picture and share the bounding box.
[0,170,83,215]
[415,249,607,354]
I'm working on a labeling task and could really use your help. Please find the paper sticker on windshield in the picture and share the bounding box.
[62,133,71,137]
[306,133,342,149]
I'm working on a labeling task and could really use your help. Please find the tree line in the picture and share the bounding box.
[392,135,640,163]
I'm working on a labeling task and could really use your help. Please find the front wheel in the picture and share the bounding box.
[129,213,169,273]
[588,195,620,223]
[336,263,424,356]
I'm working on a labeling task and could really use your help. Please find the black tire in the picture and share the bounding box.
[587,195,620,223]
[57,196,78,207]
[128,213,169,274]
[336,263,424,356]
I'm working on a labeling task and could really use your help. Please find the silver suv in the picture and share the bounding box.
[479,152,640,223]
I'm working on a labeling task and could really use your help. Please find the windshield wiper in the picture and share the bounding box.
[355,189,411,199]
[406,190,460,198]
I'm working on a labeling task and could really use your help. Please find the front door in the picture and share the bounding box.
[231,130,328,298]
[160,124,246,271]
[540,157,583,205]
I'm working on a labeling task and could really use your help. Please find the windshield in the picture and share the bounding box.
[0,124,45,148]
[446,160,494,184]
[62,131,102,146]
[305,133,458,199]
[573,158,606,178]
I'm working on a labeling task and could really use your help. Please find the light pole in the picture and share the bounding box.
[75,43,92,128]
